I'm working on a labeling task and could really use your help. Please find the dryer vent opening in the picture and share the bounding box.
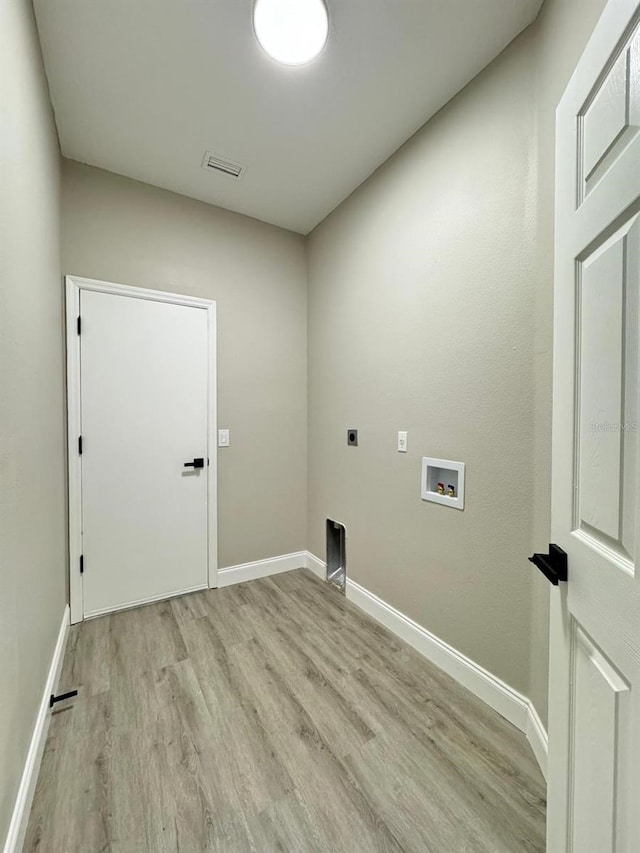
[326,519,346,593]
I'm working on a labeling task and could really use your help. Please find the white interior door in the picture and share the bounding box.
[549,2,640,851]
[72,282,214,618]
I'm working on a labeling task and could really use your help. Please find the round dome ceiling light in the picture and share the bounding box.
[254,0,329,66]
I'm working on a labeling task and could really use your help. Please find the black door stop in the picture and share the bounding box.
[529,544,568,585]
[49,690,78,708]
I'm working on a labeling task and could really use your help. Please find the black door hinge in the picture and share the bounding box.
[77,315,81,335]
[80,554,84,575]
[78,435,83,455]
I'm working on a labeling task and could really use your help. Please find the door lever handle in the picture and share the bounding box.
[184,457,205,469]
[529,543,568,585]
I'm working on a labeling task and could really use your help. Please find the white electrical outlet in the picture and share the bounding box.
[397,431,408,452]
[218,429,230,447]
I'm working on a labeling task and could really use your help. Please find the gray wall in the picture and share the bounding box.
[307,0,606,722]
[307,33,539,700]
[61,160,307,569]
[0,0,67,846]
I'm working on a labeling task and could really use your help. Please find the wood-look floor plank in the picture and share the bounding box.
[25,694,111,852]
[170,589,208,627]
[228,636,405,853]
[60,616,112,698]
[247,790,326,853]
[247,607,377,757]
[177,617,295,819]
[25,569,545,852]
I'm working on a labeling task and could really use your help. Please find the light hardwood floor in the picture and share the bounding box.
[25,569,546,852]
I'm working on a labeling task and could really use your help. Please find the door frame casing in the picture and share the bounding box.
[65,275,218,624]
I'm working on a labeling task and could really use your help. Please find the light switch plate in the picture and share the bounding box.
[397,431,408,452]
[218,429,230,447]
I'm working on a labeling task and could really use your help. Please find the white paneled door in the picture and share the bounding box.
[548,2,640,851]
[66,278,217,622]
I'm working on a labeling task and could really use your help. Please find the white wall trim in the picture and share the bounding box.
[526,701,548,781]
[3,605,70,853]
[304,555,548,778]
[345,575,549,776]
[345,576,530,728]
[217,550,325,588]
[304,550,326,580]
[218,551,308,587]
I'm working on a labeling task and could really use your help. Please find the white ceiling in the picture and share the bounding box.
[34,0,542,234]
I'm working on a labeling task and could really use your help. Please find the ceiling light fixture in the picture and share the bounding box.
[253,0,329,66]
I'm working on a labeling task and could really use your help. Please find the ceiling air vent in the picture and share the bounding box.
[201,151,246,180]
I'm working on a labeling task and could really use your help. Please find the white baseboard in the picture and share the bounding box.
[526,702,548,781]
[3,605,70,853]
[304,551,326,580]
[344,575,548,778]
[217,551,308,587]
[345,577,531,729]
[304,555,548,779]
[218,550,325,587]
